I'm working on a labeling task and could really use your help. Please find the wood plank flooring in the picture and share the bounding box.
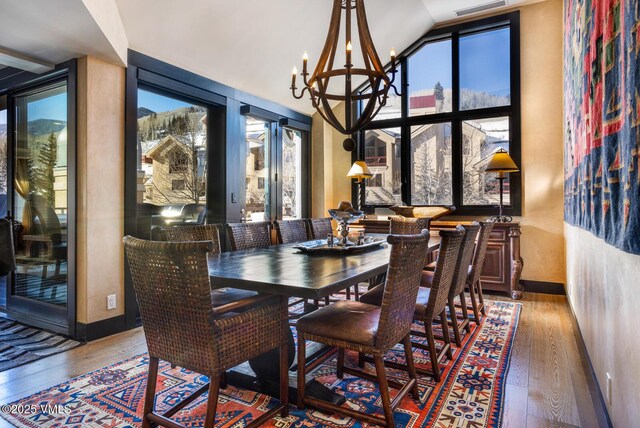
[0,293,605,427]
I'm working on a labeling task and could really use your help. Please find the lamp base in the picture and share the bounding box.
[489,215,513,223]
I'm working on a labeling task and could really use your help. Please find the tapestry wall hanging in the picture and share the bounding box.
[564,0,640,254]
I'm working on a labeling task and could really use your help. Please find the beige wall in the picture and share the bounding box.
[311,102,352,216]
[565,225,640,426]
[312,0,566,284]
[76,56,125,324]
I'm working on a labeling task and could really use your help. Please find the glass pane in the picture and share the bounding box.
[282,127,302,219]
[13,82,68,307]
[462,117,511,205]
[409,39,452,116]
[363,128,402,206]
[0,101,6,217]
[0,99,6,309]
[360,66,402,121]
[246,117,270,221]
[136,89,207,235]
[410,123,453,205]
[460,27,511,110]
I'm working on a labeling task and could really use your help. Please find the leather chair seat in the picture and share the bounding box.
[211,288,259,307]
[360,284,432,319]
[296,300,381,346]
[424,260,437,271]
[359,284,384,306]
[421,270,435,287]
[414,287,432,317]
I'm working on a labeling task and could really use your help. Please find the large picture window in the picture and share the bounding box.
[358,12,521,216]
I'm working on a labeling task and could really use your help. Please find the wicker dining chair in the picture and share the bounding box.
[162,224,222,247]
[162,224,259,305]
[296,231,430,427]
[123,236,289,428]
[273,219,309,244]
[359,227,465,382]
[226,221,272,250]
[467,222,495,322]
[424,223,480,347]
[307,217,333,239]
[389,216,431,235]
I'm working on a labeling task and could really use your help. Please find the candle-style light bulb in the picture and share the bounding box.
[291,66,298,89]
[346,41,353,67]
[346,41,353,51]
[390,48,396,60]
[303,51,309,61]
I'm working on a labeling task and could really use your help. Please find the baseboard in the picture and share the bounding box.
[521,280,565,295]
[76,315,126,342]
[566,298,613,428]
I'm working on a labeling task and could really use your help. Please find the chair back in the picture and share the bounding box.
[307,217,332,239]
[123,236,219,374]
[424,227,465,321]
[468,222,495,286]
[163,224,222,254]
[449,223,481,299]
[375,231,430,350]
[274,219,309,244]
[226,221,271,250]
[389,216,431,235]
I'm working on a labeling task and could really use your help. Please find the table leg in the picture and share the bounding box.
[227,326,346,405]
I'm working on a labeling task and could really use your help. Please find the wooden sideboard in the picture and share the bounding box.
[352,219,524,299]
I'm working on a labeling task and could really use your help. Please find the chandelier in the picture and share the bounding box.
[291,0,401,151]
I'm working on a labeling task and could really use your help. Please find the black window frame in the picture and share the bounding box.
[124,51,312,330]
[355,12,521,216]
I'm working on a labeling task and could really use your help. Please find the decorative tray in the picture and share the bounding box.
[293,237,386,255]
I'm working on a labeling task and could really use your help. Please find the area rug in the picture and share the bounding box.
[0,318,82,372]
[1,300,520,427]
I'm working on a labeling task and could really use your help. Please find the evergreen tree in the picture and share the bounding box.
[434,81,444,100]
[35,132,58,206]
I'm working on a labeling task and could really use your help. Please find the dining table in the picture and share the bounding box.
[207,232,441,404]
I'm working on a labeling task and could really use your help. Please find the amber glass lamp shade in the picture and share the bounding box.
[486,149,519,177]
[347,161,373,183]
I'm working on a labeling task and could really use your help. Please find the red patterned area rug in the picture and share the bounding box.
[1,300,520,427]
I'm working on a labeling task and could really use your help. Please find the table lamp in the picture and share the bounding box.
[347,161,373,210]
[485,149,519,222]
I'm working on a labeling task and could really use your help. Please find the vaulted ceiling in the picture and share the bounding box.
[0,0,544,114]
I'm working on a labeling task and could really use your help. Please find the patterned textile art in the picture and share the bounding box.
[564,0,640,254]
[1,301,520,428]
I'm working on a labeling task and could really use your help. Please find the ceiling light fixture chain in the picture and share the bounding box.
[291,0,401,151]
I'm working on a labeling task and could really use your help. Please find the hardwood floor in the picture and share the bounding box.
[0,292,605,428]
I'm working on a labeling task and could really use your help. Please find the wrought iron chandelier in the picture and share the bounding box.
[291,0,401,151]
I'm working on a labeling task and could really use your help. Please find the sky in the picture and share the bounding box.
[408,26,510,96]
[138,89,195,113]
[0,109,5,125]
[28,92,67,122]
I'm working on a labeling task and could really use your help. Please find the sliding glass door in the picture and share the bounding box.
[6,78,73,332]
[242,116,306,222]
[1,96,7,310]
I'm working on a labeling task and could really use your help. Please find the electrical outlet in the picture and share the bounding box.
[606,372,612,405]
[107,294,117,310]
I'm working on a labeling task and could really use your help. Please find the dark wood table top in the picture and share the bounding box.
[208,233,440,299]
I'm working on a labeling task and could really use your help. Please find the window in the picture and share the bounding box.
[363,128,401,206]
[169,151,189,173]
[171,179,185,190]
[282,127,303,219]
[358,13,520,215]
[409,39,452,116]
[137,89,207,207]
